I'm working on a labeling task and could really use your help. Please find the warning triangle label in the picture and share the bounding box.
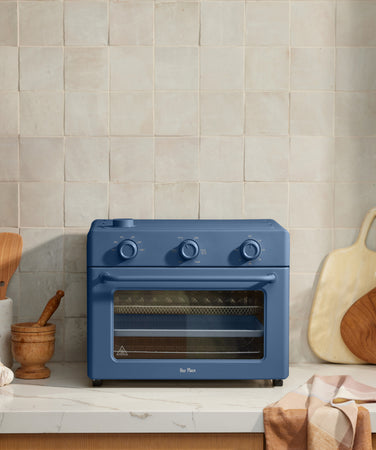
[115,345,128,356]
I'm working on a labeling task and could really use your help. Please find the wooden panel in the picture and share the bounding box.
[2,433,376,449]
[0,433,265,450]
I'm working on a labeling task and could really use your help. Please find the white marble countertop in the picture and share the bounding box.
[1,363,376,434]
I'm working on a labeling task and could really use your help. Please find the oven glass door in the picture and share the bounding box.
[113,290,264,360]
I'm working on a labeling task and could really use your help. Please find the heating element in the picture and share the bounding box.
[87,219,289,385]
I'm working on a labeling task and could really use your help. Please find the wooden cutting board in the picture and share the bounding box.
[308,207,376,363]
[0,233,23,300]
[340,287,376,363]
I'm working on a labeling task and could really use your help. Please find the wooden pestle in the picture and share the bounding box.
[32,290,65,327]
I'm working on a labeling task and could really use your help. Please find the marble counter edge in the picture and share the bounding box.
[0,411,265,434]
[0,363,376,434]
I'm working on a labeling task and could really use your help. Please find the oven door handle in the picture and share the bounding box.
[99,272,276,287]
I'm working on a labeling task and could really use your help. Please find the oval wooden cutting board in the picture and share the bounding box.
[308,207,376,363]
[340,287,376,364]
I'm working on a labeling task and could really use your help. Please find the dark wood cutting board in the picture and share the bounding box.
[340,287,376,364]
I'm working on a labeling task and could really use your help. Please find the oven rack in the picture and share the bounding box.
[114,329,262,338]
[113,314,264,338]
[113,305,263,316]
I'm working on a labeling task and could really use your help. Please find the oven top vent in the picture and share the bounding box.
[91,218,285,231]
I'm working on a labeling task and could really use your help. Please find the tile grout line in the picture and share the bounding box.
[62,0,66,361]
[242,0,246,218]
[107,0,110,220]
[198,0,201,219]
[287,0,292,231]
[62,0,67,229]
[332,0,337,250]
[153,0,156,219]
[11,88,376,94]
[17,0,21,231]
[14,44,376,49]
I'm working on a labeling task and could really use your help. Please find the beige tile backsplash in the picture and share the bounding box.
[20,47,64,91]
[200,47,244,90]
[245,47,289,91]
[155,182,198,218]
[20,137,64,182]
[244,182,289,226]
[20,228,64,272]
[110,182,154,219]
[155,92,198,135]
[0,183,18,228]
[0,47,18,91]
[110,2,153,46]
[0,3,17,47]
[20,182,64,227]
[291,48,335,91]
[200,136,243,181]
[65,137,109,182]
[110,46,153,91]
[0,138,18,181]
[336,2,376,47]
[0,92,18,136]
[245,2,289,46]
[291,2,335,47]
[289,137,334,182]
[155,137,199,182]
[20,91,64,136]
[155,3,199,46]
[245,137,289,182]
[290,92,334,136]
[110,137,154,182]
[201,1,244,46]
[65,47,108,91]
[64,2,108,47]
[245,92,289,135]
[289,183,333,228]
[336,92,376,136]
[65,92,108,135]
[1,0,375,363]
[110,92,153,135]
[200,92,244,135]
[155,47,198,90]
[200,182,243,218]
[64,182,108,227]
[19,2,63,46]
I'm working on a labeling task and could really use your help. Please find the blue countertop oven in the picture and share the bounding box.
[87,219,290,386]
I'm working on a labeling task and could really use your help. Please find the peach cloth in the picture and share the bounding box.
[264,375,376,450]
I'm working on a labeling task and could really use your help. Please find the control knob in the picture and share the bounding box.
[118,239,138,260]
[113,218,134,228]
[240,239,261,261]
[179,239,199,260]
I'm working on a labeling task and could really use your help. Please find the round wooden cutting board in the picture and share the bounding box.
[340,287,376,364]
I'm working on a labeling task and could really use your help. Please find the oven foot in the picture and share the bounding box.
[272,379,283,387]
[92,379,103,387]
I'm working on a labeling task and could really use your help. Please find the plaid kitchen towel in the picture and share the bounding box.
[264,375,376,450]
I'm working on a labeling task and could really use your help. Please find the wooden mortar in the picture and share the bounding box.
[11,322,56,379]
[11,290,64,379]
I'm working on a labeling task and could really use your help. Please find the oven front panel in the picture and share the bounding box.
[87,267,289,380]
